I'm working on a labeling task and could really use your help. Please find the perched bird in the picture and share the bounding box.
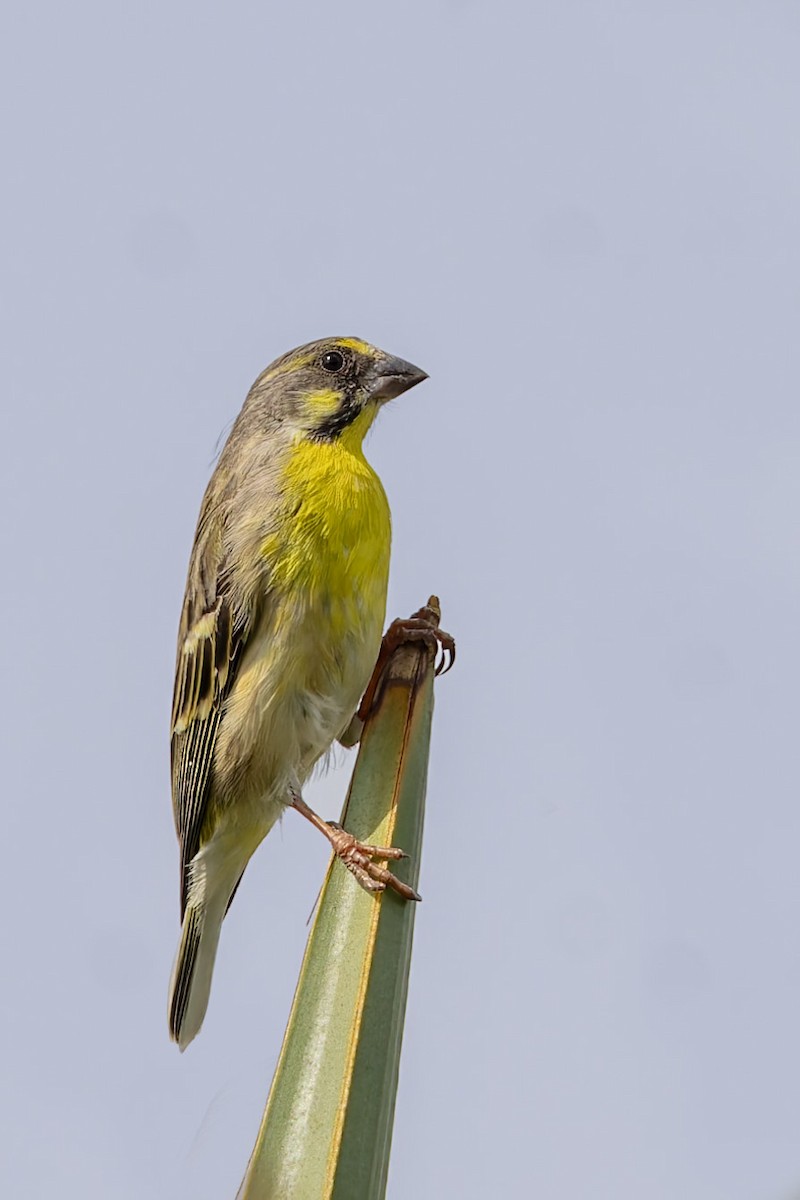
[168,336,434,1050]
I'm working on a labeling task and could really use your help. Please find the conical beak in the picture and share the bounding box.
[369,354,429,403]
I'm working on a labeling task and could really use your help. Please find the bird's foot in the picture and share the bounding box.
[357,596,456,721]
[290,790,421,901]
[326,822,421,902]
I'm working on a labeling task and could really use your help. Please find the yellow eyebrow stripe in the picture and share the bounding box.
[337,337,373,356]
[258,338,375,386]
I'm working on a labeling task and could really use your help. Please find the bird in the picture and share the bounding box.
[167,336,441,1050]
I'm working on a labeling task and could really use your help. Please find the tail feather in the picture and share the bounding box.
[168,855,238,1050]
[168,824,270,1049]
[168,906,209,1050]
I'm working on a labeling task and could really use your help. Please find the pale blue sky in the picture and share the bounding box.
[3,2,800,1197]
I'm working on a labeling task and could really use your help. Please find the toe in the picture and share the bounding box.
[359,844,407,860]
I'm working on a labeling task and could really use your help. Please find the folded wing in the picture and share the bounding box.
[170,509,249,914]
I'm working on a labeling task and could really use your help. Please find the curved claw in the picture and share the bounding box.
[357,604,456,722]
[434,632,456,676]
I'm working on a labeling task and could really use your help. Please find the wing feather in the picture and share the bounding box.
[170,505,250,914]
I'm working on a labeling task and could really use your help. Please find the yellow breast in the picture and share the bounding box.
[263,413,391,645]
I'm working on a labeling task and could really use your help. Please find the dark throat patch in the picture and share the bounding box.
[310,393,362,442]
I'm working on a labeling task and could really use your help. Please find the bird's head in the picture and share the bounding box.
[246,337,428,445]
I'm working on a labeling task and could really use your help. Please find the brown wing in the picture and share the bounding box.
[170,507,248,915]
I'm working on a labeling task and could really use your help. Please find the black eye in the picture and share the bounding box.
[321,349,345,373]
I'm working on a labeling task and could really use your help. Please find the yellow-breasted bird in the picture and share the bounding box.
[167,336,445,1050]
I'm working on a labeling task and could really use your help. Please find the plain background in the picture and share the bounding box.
[2,3,800,1197]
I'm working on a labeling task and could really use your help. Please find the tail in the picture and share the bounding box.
[167,852,244,1051]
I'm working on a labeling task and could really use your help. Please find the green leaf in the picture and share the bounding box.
[237,605,442,1200]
